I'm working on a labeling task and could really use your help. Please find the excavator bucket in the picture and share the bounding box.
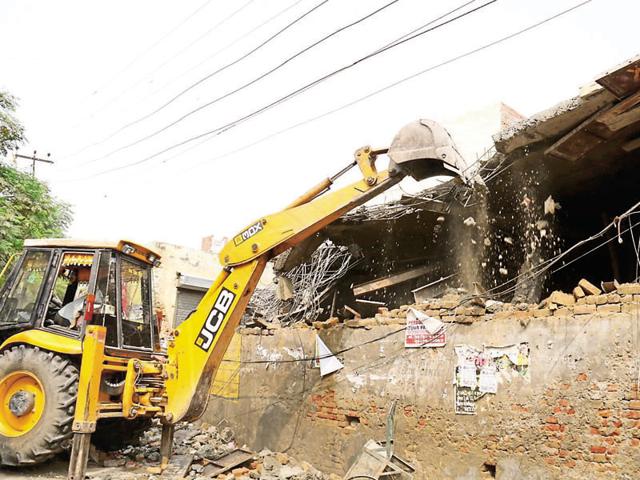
[387,119,472,184]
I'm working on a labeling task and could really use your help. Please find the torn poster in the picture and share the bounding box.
[455,385,485,415]
[315,335,344,377]
[405,308,446,348]
[453,342,530,414]
[478,365,498,394]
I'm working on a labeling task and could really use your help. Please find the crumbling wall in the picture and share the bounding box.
[203,289,640,480]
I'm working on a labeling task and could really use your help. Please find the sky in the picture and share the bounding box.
[0,0,637,250]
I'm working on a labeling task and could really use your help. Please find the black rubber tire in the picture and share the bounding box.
[92,417,153,452]
[0,345,78,466]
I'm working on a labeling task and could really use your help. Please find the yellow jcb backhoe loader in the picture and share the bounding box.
[0,120,468,479]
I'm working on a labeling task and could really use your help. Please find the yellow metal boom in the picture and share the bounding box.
[164,146,400,422]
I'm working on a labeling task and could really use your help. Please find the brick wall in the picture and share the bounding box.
[205,283,640,480]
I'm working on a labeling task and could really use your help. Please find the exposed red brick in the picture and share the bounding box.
[629,400,640,410]
[576,372,588,382]
[511,404,529,413]
[591,446,606,454]
[598,410,612,418]
[546,416,559,424]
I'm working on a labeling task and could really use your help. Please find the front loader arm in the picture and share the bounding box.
[164,147,404,423]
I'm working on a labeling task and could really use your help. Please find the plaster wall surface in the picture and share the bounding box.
[151,241,221,330]
[204,306,640,480]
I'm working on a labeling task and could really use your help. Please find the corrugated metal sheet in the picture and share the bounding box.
[174,288,205,327]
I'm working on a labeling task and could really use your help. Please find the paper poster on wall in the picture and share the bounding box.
[405,308,446,348]
[478,365,498,393]
[453,342,530,414]
[454,385,485,415]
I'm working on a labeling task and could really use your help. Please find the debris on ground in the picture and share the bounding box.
[89,422,331,480]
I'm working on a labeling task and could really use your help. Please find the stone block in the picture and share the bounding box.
[617,283,640,295]
[586,294,607,305]
[574,304,596,315]
[573,286,585,299]
[597,304,621,313]
[464,306,486,316]
[533,308,551,318]
[549,290,575,306]
[606,293,621,304]
[579,278,602,296]
[554,307,571,317]
[622,303,640,314]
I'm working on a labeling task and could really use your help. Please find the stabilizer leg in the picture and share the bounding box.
[68,433,92,480]
[160,423,175,469]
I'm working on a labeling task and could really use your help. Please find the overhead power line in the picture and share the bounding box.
[63,0,256,159]
[94,0,332,147]
[148,0,309,95]
[80,0,214,103]
[79,0,495,176]
[71,0,405,169]
[61,0,593,185]
[166,0,595,180]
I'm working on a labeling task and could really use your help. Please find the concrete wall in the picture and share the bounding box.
[151,242,221,332]
[203,293,640,480]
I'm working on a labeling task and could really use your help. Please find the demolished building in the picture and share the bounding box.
[260,55,640,324]
[201,55,640,480]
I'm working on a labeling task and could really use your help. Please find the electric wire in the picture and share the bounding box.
[75,0,331,156]
[71,0,412,168]
[75,0,214,107]
[73,0,498,178]
[120,0,593,183]
[63,0,251,159]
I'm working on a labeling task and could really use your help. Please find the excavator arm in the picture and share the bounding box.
[164,146,402,423]
[66,120,468,479]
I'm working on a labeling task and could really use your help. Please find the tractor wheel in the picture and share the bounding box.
[92,417,153,452]
[0,345,78,466]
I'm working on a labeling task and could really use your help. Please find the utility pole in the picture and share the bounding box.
[13,150,54,176]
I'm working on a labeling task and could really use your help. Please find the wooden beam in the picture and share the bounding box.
[352,264,433,296]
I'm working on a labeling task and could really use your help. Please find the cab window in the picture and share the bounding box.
[93,252,118,347]
[0,250,51,325]
[45,252,93,330]
[120,257,152,349]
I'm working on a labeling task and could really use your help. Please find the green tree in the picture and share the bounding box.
[0,91,72,270]
[0,91,25,157]
[0,166,72,268]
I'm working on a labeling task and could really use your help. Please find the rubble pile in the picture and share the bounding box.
[92,422,331,480]
[223,449,333,480]
[238,280,640,334]
[99,422,235,468]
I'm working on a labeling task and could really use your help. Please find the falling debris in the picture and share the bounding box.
[463,216,477,227]
[544,195,560,215]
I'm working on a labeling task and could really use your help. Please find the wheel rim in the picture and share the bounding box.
[0,371,46,437]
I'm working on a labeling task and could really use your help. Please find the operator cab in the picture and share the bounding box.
[0,239,162,354]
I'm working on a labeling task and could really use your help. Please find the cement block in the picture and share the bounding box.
[574,304,596,315]
[579,278,602,295]
[597,304,621,313]
[618,283,640,295]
